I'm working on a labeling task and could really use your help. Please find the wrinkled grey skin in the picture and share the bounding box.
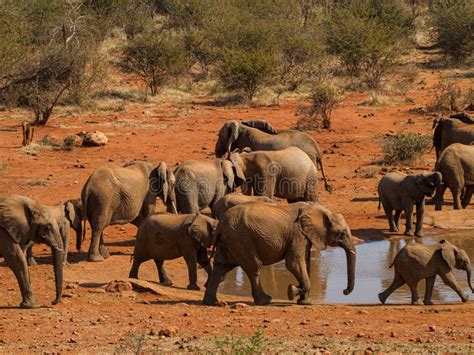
[212,193,275,220]
[81,161,176,262]
[229,147,320,203]
[0,195,64,308]
[379,240,473,305]
[129,213,217,290]
[433,113,474,160]
[203,202,356,306]
[433,143,474,210]
[215,120,332,192]
[377,171,442,237]
[173,158,245,214]
[26,199,83,266]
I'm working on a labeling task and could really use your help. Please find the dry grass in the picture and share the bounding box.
[0,162,6,176]
[381,132,431,165]
[23,178,54,187]
[359,91,403,107]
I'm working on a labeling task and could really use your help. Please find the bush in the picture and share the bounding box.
[429,0,474,61]
[382,132,431,165]
[324,0,413,88]
[296,81,342,129]
[427,78,463,114]
[216,49,276,100]
[118,32,188,96]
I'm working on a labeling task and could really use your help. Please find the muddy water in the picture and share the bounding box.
[219,231,474,304]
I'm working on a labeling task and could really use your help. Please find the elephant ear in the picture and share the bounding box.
[242,120,278,134]
[296,204,327,250]
[216,121,239,157]
[64,201,76,226]
[228,153,246,186]
[187,214,211,248]
[440,240,456,269]
[0,196,35,244]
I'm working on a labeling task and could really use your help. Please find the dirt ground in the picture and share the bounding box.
[1,48,474,352]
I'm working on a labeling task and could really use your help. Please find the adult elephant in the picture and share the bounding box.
[228,147,320,202]
[80,161,176,262]
[433,143,474,210]
[0,195,64,308]
[378,171,442,237]
[433,113,474,160]
[173,158,245,214]
[215,120,332,192]
[203,202,356,306]
[212,193,275,220]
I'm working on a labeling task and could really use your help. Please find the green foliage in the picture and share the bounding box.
[325,0,413,88]
[429,0,474,61]
[382,132,431,165]
[118,32,188,95]
[214,329,270,354]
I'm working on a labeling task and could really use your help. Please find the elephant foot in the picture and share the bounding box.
[202,295,218,306]
[461,295,469,303]
[187,284,200,291]
[411,299,423,305]
[297,298,312,305]
[27,258,38,267]
[378,293,387,304]
[415,230,424,238]
[425,198,435,205]
[99,246,110,259]
[159,280,173,287]
[404,230,415,237]
[423,300,433,306]
[435,206,442,211]
[20,299,38,309]
[254,294,272,306]
[287,285,299,301]
[52,297,62,305]
[87,253,105,262]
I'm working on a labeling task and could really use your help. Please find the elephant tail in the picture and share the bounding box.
[432,117,444,161]
[378,197,381,211]
[78,181,89,251]
[209,222,222,260]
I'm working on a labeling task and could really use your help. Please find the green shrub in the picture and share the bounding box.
[429,0,474,61]
[118,32,188,96]
[216,49,276,100]
[324,0,413,88]
[382,132,431,165]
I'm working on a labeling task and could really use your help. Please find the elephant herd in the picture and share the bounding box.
[0,115,473,309]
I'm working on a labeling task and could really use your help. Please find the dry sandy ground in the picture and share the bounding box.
[0,48,473,352]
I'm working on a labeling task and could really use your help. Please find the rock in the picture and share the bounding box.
[358,310,369,315]
[231,303,249,309]
[78,130,108,147]
[65,282,79,290]
[429,325,436,332]
[300,320,310,325]
[67,338,78,344]
[40,134,62,147]
[158,327,179,337]
[105,281,133,292]
[63,134,83,148]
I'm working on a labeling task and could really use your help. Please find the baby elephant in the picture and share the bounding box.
[129,213,218,290]
[379,240,473,305]
[378,171,442,237]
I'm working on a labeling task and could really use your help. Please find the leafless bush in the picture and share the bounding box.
[427,79,462,114]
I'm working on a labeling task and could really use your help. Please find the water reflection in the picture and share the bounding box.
[219,231,474,304]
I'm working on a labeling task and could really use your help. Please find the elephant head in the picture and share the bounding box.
[440,240,473,293]
[0,196,64,304]
[186,214,218,249]
[65,199,83,251]
[150,162,177,213]
[215,120,240,158]
[297,203,356,295]
[415,172,442,197]
[221,158,246,193]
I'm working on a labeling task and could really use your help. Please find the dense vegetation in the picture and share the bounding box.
[0,0,472,126]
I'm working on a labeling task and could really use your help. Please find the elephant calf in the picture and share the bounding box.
[129,213,218,290]
[378,171,442,237]
[379,240,473,305]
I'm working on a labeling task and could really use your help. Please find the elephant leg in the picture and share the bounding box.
[99,232,110,259]
[461,186,474,209]
[197,248,212,287]
[25,245,37,266]
[88,227,104,262]
[382,203,397,232]
[285,254,311,305]
[393,210,402,231]
[129,254,147,279]
[378,271,405,304]
[451,186,462,210]
[202,250,236,306]
[239,258,271,305]
[414,201,425,237]
[423,275,436,305]
[183,251,200,291]
[439,271,468,303]
[403,199,415,236]
[434,184,447,211]
[0,234,37,308]
[152,259,172,286]
[408,281,422,305]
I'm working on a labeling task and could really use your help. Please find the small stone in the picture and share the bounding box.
[158,327,179,337]
[40,134,62,147]
[63,134,83,148]
[78,130,108,147]
[67,338,77,344]
[358,310,369,315]
[65,282,79,290]
[357,333,365,338]
[390,331,396,338]
[105,280,133,292]
[231,303,249,309]
[300,320,310,325]
[429,325,436,332]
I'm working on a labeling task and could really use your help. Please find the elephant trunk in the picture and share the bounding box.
[51,247,64,305]
[341,240,356,295]
[75,224,82,251]
[466,266,473,293]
